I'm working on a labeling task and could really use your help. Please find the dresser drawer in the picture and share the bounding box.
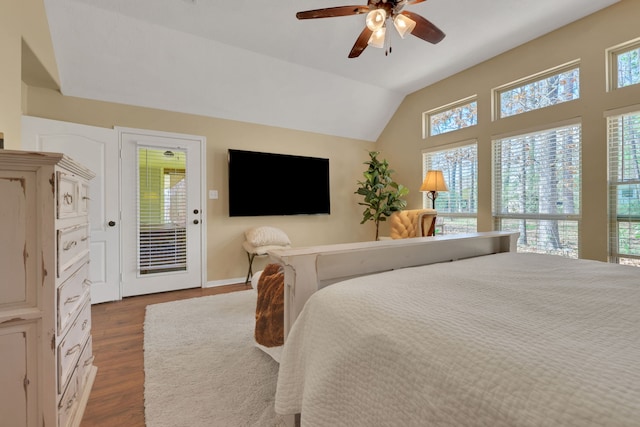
[57,298,92,394]
[58,364,79,427]
[57,170,89,220]
[77,336,94,392]
[57,224,90,279]
[57,171,79,219]
[57,261,91,335]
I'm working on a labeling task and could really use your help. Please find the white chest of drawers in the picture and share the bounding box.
[0,150,97,427]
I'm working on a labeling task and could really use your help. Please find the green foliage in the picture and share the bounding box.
[355,151,408,240]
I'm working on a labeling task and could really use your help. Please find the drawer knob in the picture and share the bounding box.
[63,241,77,251]
[65,344,82,357]
[108,220,116,227]
[63,192,73,205]
[84,355,95,367]
[64,295,80,305]
[66,393,77,410]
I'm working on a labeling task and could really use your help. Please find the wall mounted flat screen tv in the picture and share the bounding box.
[228,149,330,216]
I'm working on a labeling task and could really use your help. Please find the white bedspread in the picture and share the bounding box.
[275,253,640,426]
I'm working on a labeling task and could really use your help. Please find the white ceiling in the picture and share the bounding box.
[43,0,619,141]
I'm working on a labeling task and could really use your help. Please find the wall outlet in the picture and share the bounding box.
[209,190,218,200]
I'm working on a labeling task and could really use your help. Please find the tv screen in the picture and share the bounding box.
[228,149,330,216]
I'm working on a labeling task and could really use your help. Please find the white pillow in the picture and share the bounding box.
[245,226,291,247]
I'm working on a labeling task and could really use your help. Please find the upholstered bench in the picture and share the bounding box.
[242,226,291,284]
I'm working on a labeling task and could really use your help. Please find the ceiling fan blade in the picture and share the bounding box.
[348,26,373,58]
[296,6,370,20]
[400,10,445,44]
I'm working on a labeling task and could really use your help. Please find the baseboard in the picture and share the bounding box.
[205,277,246,288]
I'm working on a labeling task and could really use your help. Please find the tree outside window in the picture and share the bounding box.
[493,123,581,258]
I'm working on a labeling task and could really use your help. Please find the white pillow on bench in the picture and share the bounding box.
[245,226,291,247]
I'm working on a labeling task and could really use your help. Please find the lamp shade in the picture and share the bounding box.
[420,170,448,192]
[365,9,387,31]
[367,26,386,48]
[393,14,416,38]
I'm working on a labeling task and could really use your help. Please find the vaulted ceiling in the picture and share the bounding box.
[43,0,619,141]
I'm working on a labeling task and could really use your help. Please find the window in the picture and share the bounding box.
[424,97,477,137]
[138,148,187,274]
[493,122,581,257]
[163,169,186,224]
[608,38,640,90]
[423,142,477,233]
[496,62,580,119]
[607,108,640,266]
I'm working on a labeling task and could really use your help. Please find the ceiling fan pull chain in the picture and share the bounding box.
[385,27,392,56]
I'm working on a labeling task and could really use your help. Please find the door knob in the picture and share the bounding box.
[193,219,199,225]
[108,221,116,227]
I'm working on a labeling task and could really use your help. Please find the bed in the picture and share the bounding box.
[266,232,640,426]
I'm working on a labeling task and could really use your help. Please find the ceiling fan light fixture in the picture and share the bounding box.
[295,2,446,58]
[393,14,416,38]
[367,26,386,48]
[365,9,387,31]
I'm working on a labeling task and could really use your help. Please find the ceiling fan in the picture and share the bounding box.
[296,0,445,58]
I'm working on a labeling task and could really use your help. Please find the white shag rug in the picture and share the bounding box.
[144,290,285,427]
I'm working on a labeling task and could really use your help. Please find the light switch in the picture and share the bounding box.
[209,190,219,200]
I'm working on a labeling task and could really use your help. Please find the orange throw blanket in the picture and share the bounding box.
[255,263,284,347]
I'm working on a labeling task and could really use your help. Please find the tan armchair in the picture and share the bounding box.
[389,209,437,239]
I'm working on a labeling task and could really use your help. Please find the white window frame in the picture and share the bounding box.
[492,119,582,258]
[606,104,640,266]
[422,140,478,234]
[606,37,640,92]
[492,60,580,120]
[422,95,477,139]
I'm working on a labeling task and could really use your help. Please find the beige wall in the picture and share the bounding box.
[25,87,375,281]
[1,0,59,149]
[1,0,23,149]
[22,0,60,87]
[378,0,640,261]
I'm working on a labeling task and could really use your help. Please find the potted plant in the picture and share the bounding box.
[355,151,409,240]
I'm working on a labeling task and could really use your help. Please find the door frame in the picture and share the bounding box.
[116,127,208,294]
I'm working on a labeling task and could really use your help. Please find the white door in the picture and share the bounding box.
[21,116,120,303]
[119,128,205,297]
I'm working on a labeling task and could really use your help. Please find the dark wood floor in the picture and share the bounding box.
[80,283,251,427]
